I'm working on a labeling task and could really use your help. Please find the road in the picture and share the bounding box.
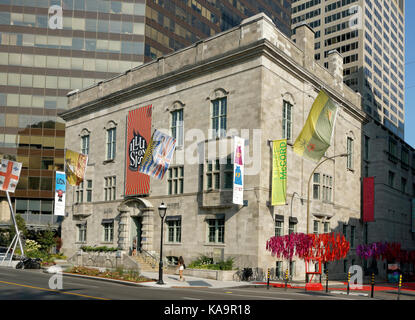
[0,267,413,301]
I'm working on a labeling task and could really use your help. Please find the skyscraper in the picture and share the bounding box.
[0,0,146,229]
[291,0,405,138]
[144,0,292,61]
[0,0,292,230]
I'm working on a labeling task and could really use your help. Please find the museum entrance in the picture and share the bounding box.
[131,216,143,255]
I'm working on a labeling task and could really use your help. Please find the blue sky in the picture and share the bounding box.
[405,2,415,147]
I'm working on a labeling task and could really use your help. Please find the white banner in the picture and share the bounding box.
[54,171,66,216]
[233,136,244,205]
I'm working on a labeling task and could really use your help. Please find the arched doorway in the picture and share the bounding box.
[117,198,154,254]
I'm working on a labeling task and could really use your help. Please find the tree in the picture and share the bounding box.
[36,226,56,253]
[8,214,28,242]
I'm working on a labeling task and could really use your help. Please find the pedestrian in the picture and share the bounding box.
[178,256,185,282]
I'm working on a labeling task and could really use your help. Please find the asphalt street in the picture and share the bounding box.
[0,267,413,301]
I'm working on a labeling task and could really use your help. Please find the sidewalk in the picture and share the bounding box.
[138,271,261,289]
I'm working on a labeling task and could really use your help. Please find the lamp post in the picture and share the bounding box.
[306,153,349,234]
[156,202,167,285]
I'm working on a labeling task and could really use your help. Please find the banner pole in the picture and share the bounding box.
[6,191,24,256]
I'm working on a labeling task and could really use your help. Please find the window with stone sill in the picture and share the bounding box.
[168,166,184,195]
[102,222,114,242]
[275,220,283,237]
[75,181,84,204]
[207,218,224,243]
[77,224,87,243]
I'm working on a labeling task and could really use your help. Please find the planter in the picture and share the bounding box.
[183,268,236,281]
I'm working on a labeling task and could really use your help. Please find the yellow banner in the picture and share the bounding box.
[65,149,88,186]
[272,139,287,206]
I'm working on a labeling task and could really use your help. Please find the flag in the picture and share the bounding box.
[65,149,88,186]
[54,171,66,216]
[363,177,375,222]
[233,136,244,205]
[0,159,22,193]
[293,90,338,162]
[139,129,176,180]
[272,139,287,206]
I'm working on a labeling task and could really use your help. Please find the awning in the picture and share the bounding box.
[165,215,181,221]
[289,217,298,224]
[204,214,225,220]
[275,214,284,222]
[102,219,114,224]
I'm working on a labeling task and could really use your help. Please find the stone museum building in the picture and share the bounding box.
[60,13,366,280]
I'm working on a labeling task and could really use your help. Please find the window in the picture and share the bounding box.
[313,220,319,235]
[168,166,184,195]
[206,159,220,190]
[364,135,369,161]
[276,261,283,278]
[102,222,114,242]
[104,176,116,201]
[76,181,84,203]
[313,173,320,199]
[77,224,87,242]
[288,220,297,234]
[81,135,89,155]
[86,180,92,202]
[171,109,183,147]
[343,224,347,238]
[388,171,395,188]
[350,226,355,248]
[289,261,296,277]
[324,222,330,233]
[207,218,225,243]
[401,178,407,194]
[106,127,116,160]
[167,219,181,243]
[211,97,227,138]
[388,138,397,157]
[322,174,333,202]
[223,157,233,189]
[275,219,284,237]
[282,100,293,141]
[347,137,354,169]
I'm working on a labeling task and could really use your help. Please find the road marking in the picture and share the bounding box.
[0,280,109,300]
[183,297,201,300]
[227,288,356,300]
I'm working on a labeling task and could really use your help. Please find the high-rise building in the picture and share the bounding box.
[0,0,147,230]
[0,0,292,231]
[144,0,292,61]
[291,0,405,138]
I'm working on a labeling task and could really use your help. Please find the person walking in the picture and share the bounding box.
[178,256,185,282]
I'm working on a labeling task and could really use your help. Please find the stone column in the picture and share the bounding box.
[117,204,130,251]
[292,23,315,70]
[141,208,154,252]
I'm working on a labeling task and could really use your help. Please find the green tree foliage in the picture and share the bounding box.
[8,214,28,241]
[36,227,56,253]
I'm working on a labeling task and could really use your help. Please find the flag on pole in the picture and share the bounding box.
[0,159,22,193]
[293,90,338,162]
[232,136,244,205]
[139,129,176,180]
[65,149,88,186]
[272,139,287,206]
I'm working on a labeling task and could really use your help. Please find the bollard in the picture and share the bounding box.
[397,274,402,300]
[347,272,351,295]
[371,273,375,298]
[285,269,289,291]
[325,269,329,293]
[267,268,270,290]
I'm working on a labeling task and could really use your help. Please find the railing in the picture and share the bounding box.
[19,213,61,229]
[138,248,158,268]
[232,267,293,282]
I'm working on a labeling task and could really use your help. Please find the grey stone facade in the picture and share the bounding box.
[60,14,367,280]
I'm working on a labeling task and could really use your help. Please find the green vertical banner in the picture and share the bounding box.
[272,139,287,206]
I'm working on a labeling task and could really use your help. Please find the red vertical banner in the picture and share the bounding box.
[125,105,152,196]
[363,177,375,222]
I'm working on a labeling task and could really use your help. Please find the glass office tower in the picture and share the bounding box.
[0,0,146,230]
[291,0,405,138]
[144,0,292,61]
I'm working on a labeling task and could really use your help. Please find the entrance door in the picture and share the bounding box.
[131,217,143,253]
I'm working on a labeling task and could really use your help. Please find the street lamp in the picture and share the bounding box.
[306,153,349,234]
[156,202,167,285]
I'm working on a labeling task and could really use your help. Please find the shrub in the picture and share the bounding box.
[188,255,235,270]
[25,239,41,253]
[80,246,118,252]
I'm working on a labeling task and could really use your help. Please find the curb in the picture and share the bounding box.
[61,272,157,287]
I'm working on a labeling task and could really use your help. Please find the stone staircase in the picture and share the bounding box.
[133,253,158,272]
